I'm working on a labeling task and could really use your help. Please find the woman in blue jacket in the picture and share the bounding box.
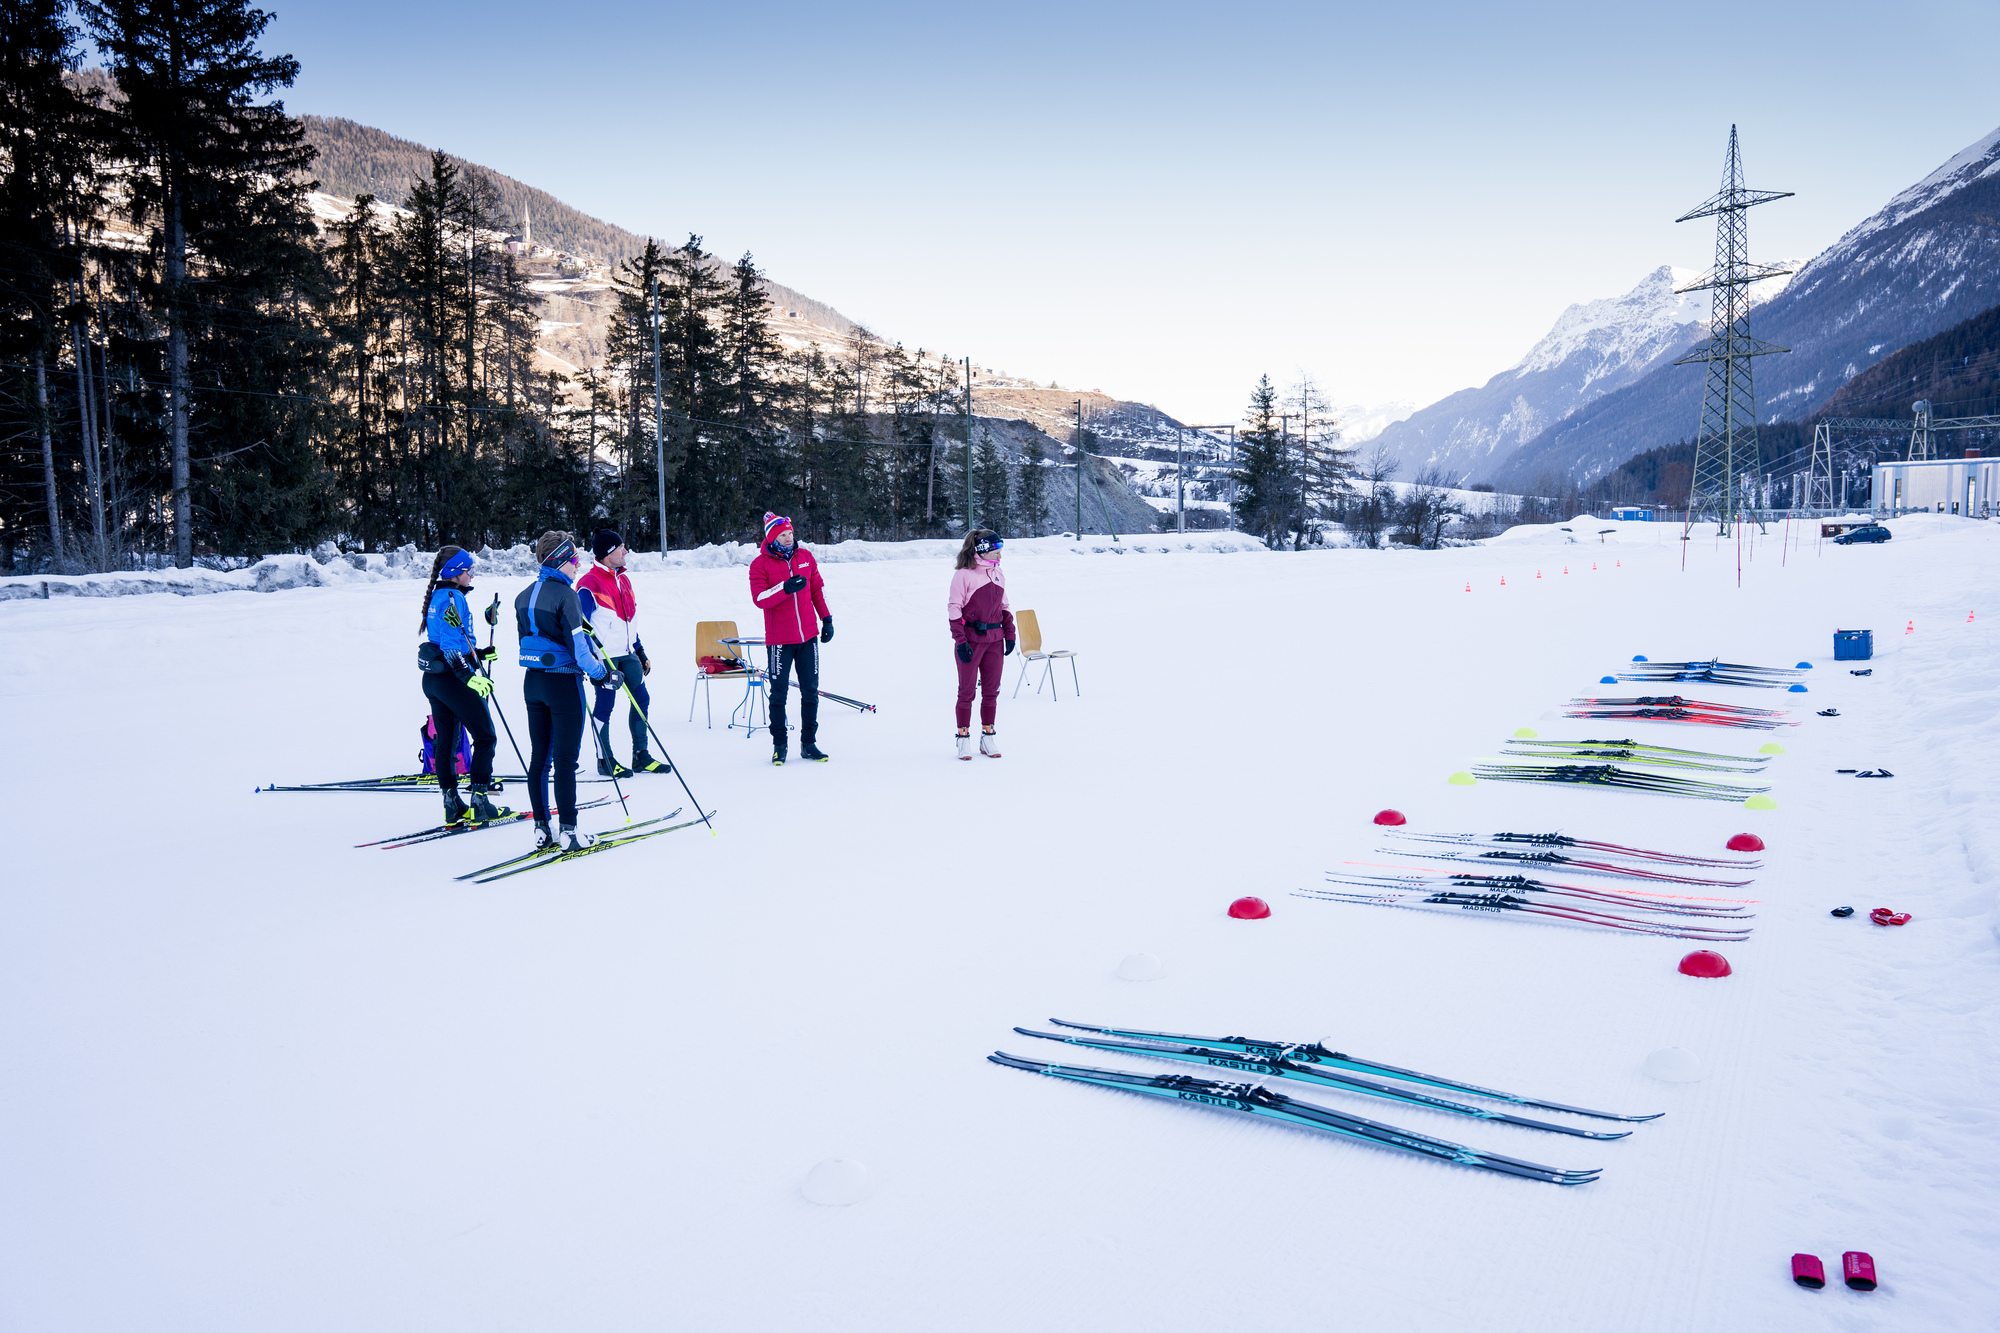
[514,530,620,852]
[418,546,504,825]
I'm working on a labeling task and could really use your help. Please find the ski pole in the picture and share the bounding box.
[577,673,633,824]
[581,622,717,836]
[817,688,876,713]
[482,594,531,776]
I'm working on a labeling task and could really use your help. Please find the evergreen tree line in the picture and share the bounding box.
[0,0,1052,573]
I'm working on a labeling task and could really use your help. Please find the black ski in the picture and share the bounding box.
[454,808,684,881]
[989,1053,1602,1185]
[472,810,712,884]
[358,797,613,848]
[1013,1028,1630,1139]
[1045,1019,1661,1122]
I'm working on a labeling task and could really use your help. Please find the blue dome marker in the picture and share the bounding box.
[1632,654,1649,662]
[1788,683,1808,693]
[1795,661,1813,669]
[1600,675,1618,683]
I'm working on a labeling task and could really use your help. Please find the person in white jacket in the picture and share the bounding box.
[576,528,667,775]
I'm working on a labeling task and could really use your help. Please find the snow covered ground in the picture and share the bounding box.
[4,514,1996,1331]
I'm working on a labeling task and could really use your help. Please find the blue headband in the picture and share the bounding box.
[439,549,474,579]
[541,538,576,568]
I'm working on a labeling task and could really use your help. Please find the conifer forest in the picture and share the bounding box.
[0,0,1006,571]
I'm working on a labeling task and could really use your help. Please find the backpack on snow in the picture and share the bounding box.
[418,716,473,776]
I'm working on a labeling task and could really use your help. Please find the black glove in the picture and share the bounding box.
[819,617,834,644]
[476,645,498,662]
[956,642,973,664]
[1003,639,1016,656]
[638,649,651,676]
[782,573,809,594]
[598,667,624,691]
[483,596,500,627]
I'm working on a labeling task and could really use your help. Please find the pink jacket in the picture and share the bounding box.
[749,542,830,645]
[948,563,1015,645]
[576,562,642,656]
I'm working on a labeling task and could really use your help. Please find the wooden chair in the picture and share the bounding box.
[690,620,753,727]
[1011,608,1081,700]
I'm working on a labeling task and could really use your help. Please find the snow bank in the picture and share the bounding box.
[0,531,1270,601]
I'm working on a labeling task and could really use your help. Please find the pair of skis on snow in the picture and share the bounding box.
[452,807,717,883]
[993,1020,1661,1186]
[1314,830,1760,940]
[1612,658,1804,689]
[1562,695,1797,731]
[259,771,617,794]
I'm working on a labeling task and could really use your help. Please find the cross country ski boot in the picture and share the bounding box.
[533,819,557,855]
[596,722,633,778]
[772,744,787,766]
[799,741,830,762]
[956,731,973,761]
[558,825,597,852]
[979,729,1002,758]
[441,786,471,824]
[467,784,508,823]
[631,751,670,774]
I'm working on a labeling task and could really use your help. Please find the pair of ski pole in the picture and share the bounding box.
[479,594,634,824]
[479,596,716,836]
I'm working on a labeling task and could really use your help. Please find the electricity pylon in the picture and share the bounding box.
[1674,126,1792,536]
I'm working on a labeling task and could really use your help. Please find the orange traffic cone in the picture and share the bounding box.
[1905,620,1915,635]
[1500,576,1507,586]
[1536,569,1543,579]
[1592,562,1598,570]
[1464,582,1471,592]
[1562,566,1569,574]
[1969,610,1977,623]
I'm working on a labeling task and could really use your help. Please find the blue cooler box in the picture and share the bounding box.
[1834,629,1873,661]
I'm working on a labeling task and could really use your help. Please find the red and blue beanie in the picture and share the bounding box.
[762,512,793,540]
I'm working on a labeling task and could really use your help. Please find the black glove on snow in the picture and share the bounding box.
[1003,639,1015,656]
[956,642,973,664]
[782,573,809,594]
[820,617,834,644]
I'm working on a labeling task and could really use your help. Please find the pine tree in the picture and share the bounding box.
[1231,374,1303,545]
[1017,435,1050,535]
[974,427,1010,533]
[1,2,106,569]
[84,0,323,566]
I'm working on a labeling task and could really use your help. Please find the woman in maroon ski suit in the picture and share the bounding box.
[948,530,1014,759]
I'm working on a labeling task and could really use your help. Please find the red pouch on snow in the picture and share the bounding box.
[1790,1254,1825,1288]
[1843,1252,1877,1291]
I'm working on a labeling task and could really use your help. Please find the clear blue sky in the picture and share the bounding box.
[267,0,2000,423]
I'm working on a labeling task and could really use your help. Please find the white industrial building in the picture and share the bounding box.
[1871,452,1997,518]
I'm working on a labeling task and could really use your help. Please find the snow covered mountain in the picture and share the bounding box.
[1498,123,2000,487]
[1369,264,1793,485]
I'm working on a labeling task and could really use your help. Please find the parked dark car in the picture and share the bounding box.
[1834,525,1893,545]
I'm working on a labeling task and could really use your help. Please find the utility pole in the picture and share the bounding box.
[1675,125,1793,538]
[963,357,973,531]
[1074,399,1084,538]
[652,273,664,553]
[1176,425,1185,535]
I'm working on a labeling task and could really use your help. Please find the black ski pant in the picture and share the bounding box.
[766,640,820,748]
[524,668,586,826]
[591,653,649,759]
[422,670,496,792]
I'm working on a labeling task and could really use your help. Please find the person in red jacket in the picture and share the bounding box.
[948,529,1014,759]
[576,528,666,776]
[747,512,832,765]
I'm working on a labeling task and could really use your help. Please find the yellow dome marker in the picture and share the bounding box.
[1743,794,1777,810]
[1448,771,1478,786]
[1758,742,1786,755]
[1513,727,1538,738]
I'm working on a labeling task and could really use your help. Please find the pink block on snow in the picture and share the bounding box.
[1842,1252,1877,1291]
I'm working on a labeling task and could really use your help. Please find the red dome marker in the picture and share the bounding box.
[1373,809,1407,826]
[1228,896,1272,920]
[1678,950,1732,978]
[1726,832,1765,853]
